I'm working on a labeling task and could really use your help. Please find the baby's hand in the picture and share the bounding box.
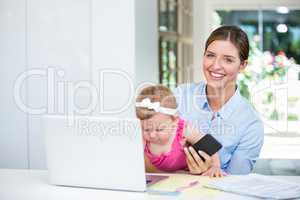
[180,137,189,147]
[201,165,227,178]
[183,123,204,145]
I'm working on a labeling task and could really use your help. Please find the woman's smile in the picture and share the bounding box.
[208,71,226,80]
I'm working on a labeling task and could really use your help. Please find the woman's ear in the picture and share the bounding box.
[239,60,248,72]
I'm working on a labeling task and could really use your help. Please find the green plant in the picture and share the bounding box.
[270,109,279,120]
[237,39,296,120]
[288,114,299,121]
[238,40,294,99]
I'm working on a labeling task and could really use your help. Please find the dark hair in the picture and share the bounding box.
[205,25,249,63]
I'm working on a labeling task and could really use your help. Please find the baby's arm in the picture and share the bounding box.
[144,154,162,173]
[183,122,205,145]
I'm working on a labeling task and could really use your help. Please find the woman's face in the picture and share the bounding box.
[203,40,246,89]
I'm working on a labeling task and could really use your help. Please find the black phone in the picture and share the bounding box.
[191,134,222,161]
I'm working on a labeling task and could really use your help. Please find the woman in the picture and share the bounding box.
[174,25,264,175]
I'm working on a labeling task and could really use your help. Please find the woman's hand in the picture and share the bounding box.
[201,165,227,177]
[184,147,212,175]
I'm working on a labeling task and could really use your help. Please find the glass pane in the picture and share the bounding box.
[159,0,168,31]
[159,38,177,89]
[217,10,259,39]
[159,0,178,32]
[262,10,300,64]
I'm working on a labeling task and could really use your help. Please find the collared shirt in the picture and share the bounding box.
[173,81,264,174]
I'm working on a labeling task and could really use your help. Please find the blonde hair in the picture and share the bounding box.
[136,85,177,120]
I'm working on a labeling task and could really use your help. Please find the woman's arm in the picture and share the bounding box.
[201,153,227,177]
[225,120,264,174]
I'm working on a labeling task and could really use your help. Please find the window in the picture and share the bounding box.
[158,0,193,89]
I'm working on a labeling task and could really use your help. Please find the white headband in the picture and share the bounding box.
[136,98,177,116]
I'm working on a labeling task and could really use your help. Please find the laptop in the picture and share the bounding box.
[43,115,151,192]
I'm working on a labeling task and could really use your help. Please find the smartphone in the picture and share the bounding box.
[191,134,222,161]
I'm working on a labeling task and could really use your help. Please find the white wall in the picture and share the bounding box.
[26,0,91,169]
[0,0,28,169]
[0,0,158,169]
[91,0,158,118]
[135,0,159,86]
[192,0,208,82]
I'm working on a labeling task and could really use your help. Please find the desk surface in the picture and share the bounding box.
[0,169,300,200]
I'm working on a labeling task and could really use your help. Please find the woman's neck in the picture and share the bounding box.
[206,83,236,112]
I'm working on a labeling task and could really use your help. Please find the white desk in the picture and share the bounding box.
[0,169,300,200]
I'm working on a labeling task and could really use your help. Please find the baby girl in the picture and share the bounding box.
[136,85,224,177]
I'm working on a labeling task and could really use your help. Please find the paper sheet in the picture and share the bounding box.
[147,174,220,197]
[204,174,300,199]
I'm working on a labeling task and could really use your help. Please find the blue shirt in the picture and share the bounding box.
[173,81,264,174]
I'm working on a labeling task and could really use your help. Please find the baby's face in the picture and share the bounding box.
[141,113,178,145]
